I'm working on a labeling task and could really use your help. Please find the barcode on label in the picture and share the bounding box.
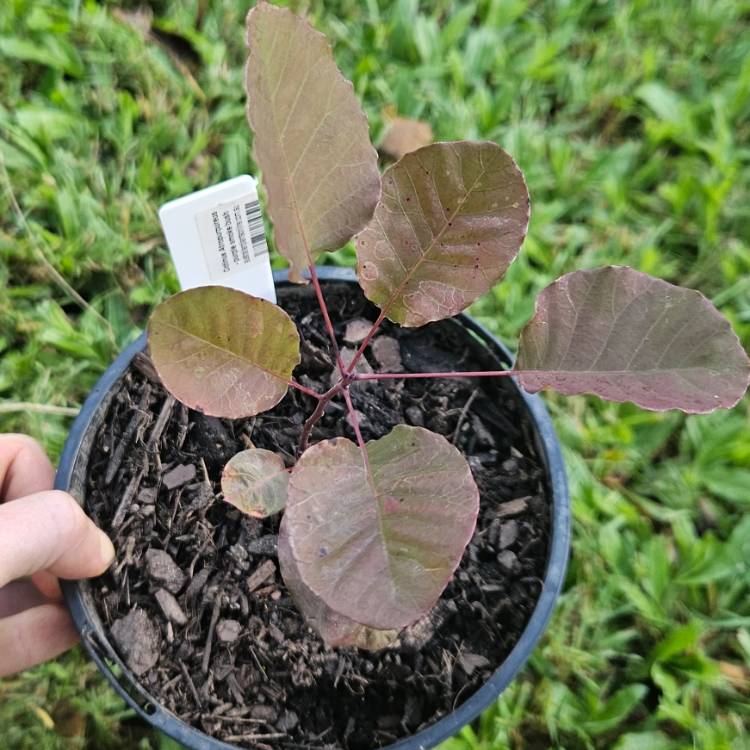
[194,192,270,282]
[245,200,268,257]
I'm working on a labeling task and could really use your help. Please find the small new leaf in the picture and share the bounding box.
[278,529,399,650]
[356,141,529,327]
[148,286,300,419]
[516,266,750,412]
[282,425,479,630]
[245,2,380,282]
[222,448,289,518]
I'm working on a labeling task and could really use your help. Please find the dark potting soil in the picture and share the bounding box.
[82,280,551,750]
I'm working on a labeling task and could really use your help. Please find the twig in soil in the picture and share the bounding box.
[247,644,268,680]
[112,511,140,541]
[111,467,145,528]
[180,661,203,709]
[246,559,276,592]
[175,403,190,449]
[202,593,223,675]
[496,497,529,518]
[113,536,136,576]
[208,716,267,724]
[451,388,479,445]
[132,352,160,383]
[223,735,285,744]
[242,417,257,447]
[226,673,246,706]
[105,383,152,485]
[188,539,213,581]
[162,488,184,547]
[452,680,473,711]
[123,568,131,608]
[199,456,211,486]
[146,394,175,449]
[161,672,182,693]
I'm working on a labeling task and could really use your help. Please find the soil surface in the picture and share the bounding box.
[82,280,551,750]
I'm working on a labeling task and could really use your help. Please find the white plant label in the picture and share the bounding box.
[159,175,276,303]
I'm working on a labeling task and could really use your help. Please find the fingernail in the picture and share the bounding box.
[98,532,116,567]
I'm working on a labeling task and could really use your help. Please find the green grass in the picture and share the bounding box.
[2,0,750,748]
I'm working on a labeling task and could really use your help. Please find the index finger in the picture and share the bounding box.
[0,434,55,502]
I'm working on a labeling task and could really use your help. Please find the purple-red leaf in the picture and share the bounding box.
[281,425,479,630]
[516,266,750,412]
[356,141,529,327]
[147,286,300,419]
[221,449,288,518]
[245,2,380,282]
[278,530,399,650]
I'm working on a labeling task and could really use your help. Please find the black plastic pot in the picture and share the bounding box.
[57,267,570,750]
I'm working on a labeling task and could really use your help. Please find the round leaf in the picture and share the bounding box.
[356,141,529,327]
[278,529,399,651]
[245,2,381,282]
[516,266,750,412]
[222,448,289,518]
[282,425,479,630]
[148,286,300,419]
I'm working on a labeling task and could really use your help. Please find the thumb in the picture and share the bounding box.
[0,491,115,589]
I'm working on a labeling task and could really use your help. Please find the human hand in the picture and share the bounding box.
[0,434,115,677]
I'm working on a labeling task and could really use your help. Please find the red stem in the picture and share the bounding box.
[345,309,386,374]
[353,369,517,381]
[299,384,341,453]
[288,379,322,398]
[308,264,347,376]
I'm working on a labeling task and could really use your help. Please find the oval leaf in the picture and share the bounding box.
[356,141,529,327]
[148,286,300,419]
[282,425,479,630]
[278,529,399,651]
[245,2,380,282]
[222,448,289,518]
[516,266,750,413]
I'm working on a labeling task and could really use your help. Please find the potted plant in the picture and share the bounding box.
[56,3,750,749]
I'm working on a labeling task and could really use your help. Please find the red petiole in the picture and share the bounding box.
[353,369,516,381]
[308,264,348,378]
[344,309,386,375]
[300,269,528,459]
[342,387,371,475]
[288,379,323,398]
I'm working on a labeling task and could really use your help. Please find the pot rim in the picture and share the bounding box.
[57,266,570,750]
